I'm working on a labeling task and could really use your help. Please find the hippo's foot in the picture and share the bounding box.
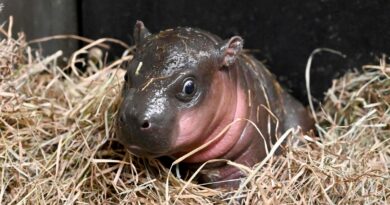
[198,163,247,189]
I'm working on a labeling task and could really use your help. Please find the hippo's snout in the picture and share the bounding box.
[118,108,152,132]
[116,92,175,157]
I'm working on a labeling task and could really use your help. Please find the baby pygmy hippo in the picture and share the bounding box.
[116,21,313,188]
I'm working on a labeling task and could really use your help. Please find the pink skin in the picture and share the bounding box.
[172,71,248,163]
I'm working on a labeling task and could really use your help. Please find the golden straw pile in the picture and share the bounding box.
[0,21,389,204]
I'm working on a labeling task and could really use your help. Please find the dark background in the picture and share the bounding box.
[0,0,78,56]
[2,0,390,104]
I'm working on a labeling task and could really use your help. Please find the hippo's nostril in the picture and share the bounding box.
[141,120,151,130]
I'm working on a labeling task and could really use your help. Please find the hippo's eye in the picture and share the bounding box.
[182,79,195,95]
[177,78,197,101]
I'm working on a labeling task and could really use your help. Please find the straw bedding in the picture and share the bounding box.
[0,21,389,204]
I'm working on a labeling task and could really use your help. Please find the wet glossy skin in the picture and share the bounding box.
[116,21,314,188]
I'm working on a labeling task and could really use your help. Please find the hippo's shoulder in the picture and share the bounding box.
[238,53,274,82]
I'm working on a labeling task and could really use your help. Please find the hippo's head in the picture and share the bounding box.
[116,21,245,160]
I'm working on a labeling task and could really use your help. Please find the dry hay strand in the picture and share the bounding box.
[0,19,389,204]
[0,16,27,83]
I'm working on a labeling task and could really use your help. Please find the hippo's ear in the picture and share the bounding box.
[133,20,151,45]
[219,36,243,67]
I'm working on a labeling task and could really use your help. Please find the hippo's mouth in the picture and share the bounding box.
[126,145,167,158]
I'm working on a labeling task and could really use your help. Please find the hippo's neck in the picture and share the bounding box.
[194,55,286,187]
[176,68,250,163]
